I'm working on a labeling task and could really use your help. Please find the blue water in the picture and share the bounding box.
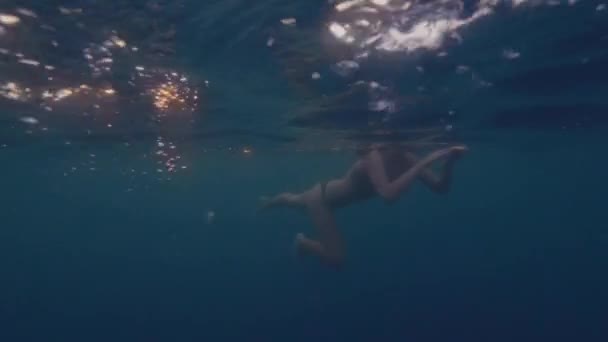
[1,1,608,341]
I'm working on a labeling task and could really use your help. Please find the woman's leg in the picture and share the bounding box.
[296,184,346,268]
[259,192,307,211]
[260,183,345,268]
[366,146,466,201]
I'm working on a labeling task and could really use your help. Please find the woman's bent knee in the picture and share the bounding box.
[303,184,323,207]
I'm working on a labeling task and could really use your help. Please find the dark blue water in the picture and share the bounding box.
[1,1,608,341]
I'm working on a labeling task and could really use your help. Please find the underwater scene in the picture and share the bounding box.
[0,0,607,341]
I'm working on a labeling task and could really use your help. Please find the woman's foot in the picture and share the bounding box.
[448,145,468,159]
[258,194,287,211]
[439,146,467,169]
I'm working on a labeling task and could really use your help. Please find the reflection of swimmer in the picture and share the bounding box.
[259,143,467,269]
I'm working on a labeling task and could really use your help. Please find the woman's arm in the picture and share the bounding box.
[364,148,456,201]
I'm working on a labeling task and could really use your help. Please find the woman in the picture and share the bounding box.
[260,143,467,269]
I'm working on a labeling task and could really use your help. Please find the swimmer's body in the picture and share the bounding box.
[259,143,467,269]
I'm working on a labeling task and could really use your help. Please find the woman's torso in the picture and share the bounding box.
[323,147,411,208]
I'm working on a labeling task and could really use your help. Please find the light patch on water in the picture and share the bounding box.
[356,19,371,27]
[376,8,493,52]
[329,22,348,39]
[357,6,379,13]
[102,88,116,95]
[327,0,571,57]
[501,0,571,7]
[369,99,396,112]
[17,59,41,67]
[83,43,114,76]
[150,79,194,112]
[153,136,185,174]
[55,88,74,101]
[82,34,128,77]
[456,65,470,74]
[451,32,463,44]
[332,60,360,77]
[19,117,39,125]
[35,83,118,108]
[336,0,365,12]
[0,14,20,26]
[281,18,296,26]
[58,7,83,15]
[106,35,127,48]
[16,8,37,18]
[371,0,390,6]
[0,82,28,101]
[503,48,521,59]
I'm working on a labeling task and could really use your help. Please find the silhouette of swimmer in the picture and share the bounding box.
[260,143,467,269]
